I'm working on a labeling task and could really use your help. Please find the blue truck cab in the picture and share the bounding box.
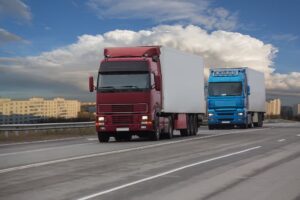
[207,68,265,129]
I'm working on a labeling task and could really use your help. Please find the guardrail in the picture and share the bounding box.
[0,122,95,131]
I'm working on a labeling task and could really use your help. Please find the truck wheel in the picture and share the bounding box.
[180,129,188,136]
[152,127,160,141]
[123,133,132,141]
[115,135,122,142]
[165,117,173,139]
[258,113,263,127]
[98,132,109,143]
[115,134,131,142]
[152,116,160,141]
[187,115,193,136]
[208,125,214,130]
[192,115,198,135]
[248,118,253,128]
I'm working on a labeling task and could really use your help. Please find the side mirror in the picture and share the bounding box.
[154,75,161,91]
[89,76,95,92]
[247,85,250,95]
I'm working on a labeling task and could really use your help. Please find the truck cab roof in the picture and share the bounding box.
[104,46,161,58]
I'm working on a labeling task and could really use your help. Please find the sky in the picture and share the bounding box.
[0,0,299,105]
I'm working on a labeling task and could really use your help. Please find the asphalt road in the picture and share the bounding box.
[0,122,300,200]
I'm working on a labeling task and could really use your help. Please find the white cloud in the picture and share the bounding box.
[0,0,32,21]
[1,25,299,98]
[0,28,23,44]
[87,0,238,30]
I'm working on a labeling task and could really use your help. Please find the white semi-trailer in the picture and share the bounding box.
[89,46,206,142]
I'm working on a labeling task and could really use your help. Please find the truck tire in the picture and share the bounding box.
[187,115,193,136]
[192,115,198,135]
[165,116,173,139]
[239,123,248,129]
[115,133,132,142]
[115,135,122,142]
[152,116,160,141]
[98,132,109,143]
[123,133,132,141]
[180,129,188,137]
[258,113,263,127]
[248,118,253,128]
[208,125,214,130]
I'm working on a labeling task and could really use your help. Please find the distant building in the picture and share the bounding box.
[281,106,293,119]
[81,102,96,113]
[0,97,81,124]
[265,99,281,116]
[293,104,300,116]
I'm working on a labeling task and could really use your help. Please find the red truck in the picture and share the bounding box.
[89,46,206,142]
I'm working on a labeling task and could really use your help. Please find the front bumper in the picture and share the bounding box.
[96,123,153,133]
[208,110,246,125]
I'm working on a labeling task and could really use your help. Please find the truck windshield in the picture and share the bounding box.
[208,82,242,96]
[97,72,150,92]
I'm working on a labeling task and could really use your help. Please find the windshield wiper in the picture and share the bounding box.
[99,86,116,89]
[120,85,140,89]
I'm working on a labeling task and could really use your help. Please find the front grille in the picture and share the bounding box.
[112,105,133,112]
[219,118,233,121]
[218,112,234,116]
[112,115,133,124]
[99,104,147,113]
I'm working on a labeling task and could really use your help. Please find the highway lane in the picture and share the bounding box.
[0,122,299,200]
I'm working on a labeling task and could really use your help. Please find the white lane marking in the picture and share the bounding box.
[0,143,94,157]
[278,139,286,142]
[87,138,98,141]
[0,136,89,147]
[0,128,265,174]
[77,146,262,200]
[297,134,300,137]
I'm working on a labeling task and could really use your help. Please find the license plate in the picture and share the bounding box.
[116,127,129,132]
[221,121,230,124]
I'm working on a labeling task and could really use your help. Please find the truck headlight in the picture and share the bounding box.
[142,116,148,120]
[208,113,214,117]
[98,116,105,122]
[238,112,243,116]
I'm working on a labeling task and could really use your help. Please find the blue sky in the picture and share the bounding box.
[1,0,299,73]
[0,0,299,104]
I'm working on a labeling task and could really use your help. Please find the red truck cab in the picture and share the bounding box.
[89,46,162,142]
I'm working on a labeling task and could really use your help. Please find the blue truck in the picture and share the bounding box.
[207,68,266,129]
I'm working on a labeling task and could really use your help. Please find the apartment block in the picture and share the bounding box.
[265,98,281,116]
[0,97,81,124]
[293,104,300,116]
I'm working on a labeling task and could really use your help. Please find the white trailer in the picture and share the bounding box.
[160,47,206,114]
[246,68,266,112]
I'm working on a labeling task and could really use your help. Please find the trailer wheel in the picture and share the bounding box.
[192,115,198,135]
[98,132,109,143]
[258,113,263,127]
[180,129,188,137]
[165,116,174,139]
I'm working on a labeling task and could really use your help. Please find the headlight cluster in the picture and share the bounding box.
[98,116,105,126]
[237,112,243,116]
[141,115,150,125]
[208,113,214,117]
[142,116,148,120]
